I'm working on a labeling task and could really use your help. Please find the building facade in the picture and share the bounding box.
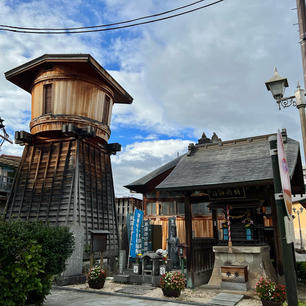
[4,54,133,260]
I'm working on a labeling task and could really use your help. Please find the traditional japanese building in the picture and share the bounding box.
[0,154,21,212]
[3,54,133,268]
[126,130,304,288]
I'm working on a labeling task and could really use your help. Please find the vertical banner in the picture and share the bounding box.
[129,208,144,258]
[277,131,293,216]
[277,131,295,244]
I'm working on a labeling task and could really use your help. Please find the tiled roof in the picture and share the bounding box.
[157,134,300,190]
[0,154,21,168]
[125,155,184,189]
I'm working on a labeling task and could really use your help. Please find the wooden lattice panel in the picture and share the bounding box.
[5,137,119,255]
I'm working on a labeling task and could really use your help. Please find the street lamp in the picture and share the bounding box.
[293,206,304,251]
[265,67,306,165]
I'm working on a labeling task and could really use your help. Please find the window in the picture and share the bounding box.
[192,202,210,216]
[102,95,110,124]
[43,84,52,114]
[160,201,176,215]
[177,202,185,215]
[146,202,156,215]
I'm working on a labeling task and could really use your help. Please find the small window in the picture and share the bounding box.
[102,95,110,124]
[43,84,52,114]
[177,202,185,215]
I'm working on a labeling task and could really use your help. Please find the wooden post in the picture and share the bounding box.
[226,205,232,253]
[90,252,94,269]
[184,192,194,288]
[100,251,103,269]
[212,208,219,240]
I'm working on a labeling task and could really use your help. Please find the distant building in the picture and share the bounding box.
[115,197,142,242]
[0,154,21,212]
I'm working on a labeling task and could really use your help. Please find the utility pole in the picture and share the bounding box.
[269,135,298,306]
[296,0,306,166]
[297,0,306,90]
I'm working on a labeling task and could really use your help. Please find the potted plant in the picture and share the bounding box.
[160,271,185,297]
[255,277,286,306]
[87,266,106,289]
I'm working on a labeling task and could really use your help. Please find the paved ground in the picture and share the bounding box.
[45,288,203,306]
[208,293,243,306]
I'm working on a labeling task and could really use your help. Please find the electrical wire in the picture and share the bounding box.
[0,0,223,34]
[0,0,209,31]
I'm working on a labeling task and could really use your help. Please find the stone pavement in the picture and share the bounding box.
[45,288,208,306]
[207,293,244,306]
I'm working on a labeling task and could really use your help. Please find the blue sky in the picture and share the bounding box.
[0,1,305,197]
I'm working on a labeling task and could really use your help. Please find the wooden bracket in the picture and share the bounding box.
[62,123,96,138]
[15,130,33,145]
[106,143,121,155]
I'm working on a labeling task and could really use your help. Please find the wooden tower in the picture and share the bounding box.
[4,54,133,256]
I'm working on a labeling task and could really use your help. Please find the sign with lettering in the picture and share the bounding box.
[208,187,246,200]
[129,209,144,258]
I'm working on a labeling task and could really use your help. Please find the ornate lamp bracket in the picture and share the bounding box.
[277,95,296,110]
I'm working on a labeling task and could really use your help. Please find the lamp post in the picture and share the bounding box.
[265,68,306,165]
[293,206,304,250]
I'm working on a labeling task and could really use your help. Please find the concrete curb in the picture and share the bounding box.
[52,286,211,306]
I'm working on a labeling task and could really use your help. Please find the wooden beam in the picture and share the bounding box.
[184,192,194,288]
[212,208,219,240]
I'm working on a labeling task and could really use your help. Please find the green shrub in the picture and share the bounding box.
[0,220,46,306]
[22,221,74,275]
[296,261,306,281]
[0,219,74,306]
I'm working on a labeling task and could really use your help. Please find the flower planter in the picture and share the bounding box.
[162,287,181,297]
[88,279,105,289]
[261,300,283,306]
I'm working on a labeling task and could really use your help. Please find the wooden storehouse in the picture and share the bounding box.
[4,54,133,259]
[126,130,304,288]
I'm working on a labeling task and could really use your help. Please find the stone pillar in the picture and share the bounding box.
[57,224,86,285]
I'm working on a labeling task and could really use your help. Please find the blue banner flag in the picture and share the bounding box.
[129,209,144,258]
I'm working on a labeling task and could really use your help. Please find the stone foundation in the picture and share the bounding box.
[208,245,277,289]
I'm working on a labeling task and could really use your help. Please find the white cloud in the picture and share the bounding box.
[0,0,305,199]
[112,138,190,196]
[108,1,304,144]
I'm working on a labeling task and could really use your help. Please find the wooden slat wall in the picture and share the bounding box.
[148,216,224,250]
[32,68,114,125]
[5,138,119,255]
[78,140,119,252]
[6,140,76,222]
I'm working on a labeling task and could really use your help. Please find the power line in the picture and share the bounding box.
[0,0,223,35]
[0,0,209,31]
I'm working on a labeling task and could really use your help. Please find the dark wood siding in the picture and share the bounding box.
[5,137,119,255]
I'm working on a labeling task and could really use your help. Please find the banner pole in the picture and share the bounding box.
[226,205,232,253]
[269,134,298,306]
